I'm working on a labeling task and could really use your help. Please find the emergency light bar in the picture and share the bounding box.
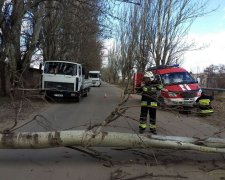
[147,64,179,71]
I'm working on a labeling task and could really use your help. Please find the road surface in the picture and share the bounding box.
[0,82,225,180]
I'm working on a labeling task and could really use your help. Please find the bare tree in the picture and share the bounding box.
[0,0,106,96]
[0,0,28,93]
[107,44,120,84]
[40,1,63,61]
[145,0,209,66]
[116,5,138,84]
[113,0,209,74]
[204,64,225,88]
[40,0,103,71]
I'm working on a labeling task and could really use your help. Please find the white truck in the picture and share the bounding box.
[89,70,101,87]
[41,61,92,102]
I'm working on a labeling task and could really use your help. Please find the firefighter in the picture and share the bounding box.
[195,91,214,115]
[139,71,163,134]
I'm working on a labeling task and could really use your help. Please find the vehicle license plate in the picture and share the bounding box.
[54,94,63,97]
[184,99,193,104]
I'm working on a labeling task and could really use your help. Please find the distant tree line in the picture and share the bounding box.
[203,64,225,88]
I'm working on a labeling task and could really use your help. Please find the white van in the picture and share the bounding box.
[89,71,101,87]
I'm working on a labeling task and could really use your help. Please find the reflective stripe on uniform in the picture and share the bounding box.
[143,87,148,92]
[199,99,210,106]
[149,124,156,129]
[157,85,163,90]
[139,123,147,129]
[141,101,157,107]
[141,101,148,106]
[143,86,158,92]
[200,109,214,114]
[149,102,157,107]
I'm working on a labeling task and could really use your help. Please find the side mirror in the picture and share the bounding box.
[82,67,86,75]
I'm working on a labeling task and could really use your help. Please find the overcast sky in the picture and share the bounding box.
[182,0,225,73]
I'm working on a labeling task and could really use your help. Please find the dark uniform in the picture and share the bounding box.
[196,92,214,115]
[139,80,163,134]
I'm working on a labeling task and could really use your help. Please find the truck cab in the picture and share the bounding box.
[41,61,91,101]
[89,71,101,87]
[133,64,201,107]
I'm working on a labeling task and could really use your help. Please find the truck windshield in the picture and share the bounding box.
[89,73,100,78]
[160,72,196,85]
[44,62,77,76]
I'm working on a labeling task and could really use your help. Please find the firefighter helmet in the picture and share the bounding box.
[144,71,155,81]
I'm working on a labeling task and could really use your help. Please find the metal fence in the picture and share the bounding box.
[201,87,225,100]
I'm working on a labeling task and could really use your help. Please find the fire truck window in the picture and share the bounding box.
[184,73,192,82]
[162,74,170,84]
[164,76,170,84]
[171,74,182,83]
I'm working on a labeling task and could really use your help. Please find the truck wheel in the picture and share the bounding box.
[82,89,88,97]
[179,106,192,114]
[75,95,80,102]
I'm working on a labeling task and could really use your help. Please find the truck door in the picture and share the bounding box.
[78,65,82,91]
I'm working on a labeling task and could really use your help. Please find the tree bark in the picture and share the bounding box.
[1,130,225,154]
[0,61,6,96]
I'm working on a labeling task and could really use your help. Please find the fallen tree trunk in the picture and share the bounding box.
[1,130,225,153]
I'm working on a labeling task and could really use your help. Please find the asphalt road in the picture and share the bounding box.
[0,82,225,180]
[18,82,125,132]
[0,82,137,180]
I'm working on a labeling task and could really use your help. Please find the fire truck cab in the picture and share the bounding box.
[133,64,201,107]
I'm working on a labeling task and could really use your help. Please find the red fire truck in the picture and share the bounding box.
[133,64,201,107]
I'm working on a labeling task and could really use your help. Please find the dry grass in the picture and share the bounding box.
[0,96,48,131]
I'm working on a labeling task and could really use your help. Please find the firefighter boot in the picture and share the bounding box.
[150,128,157,134]
[139,123,147,134]
[149,124,157,134]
